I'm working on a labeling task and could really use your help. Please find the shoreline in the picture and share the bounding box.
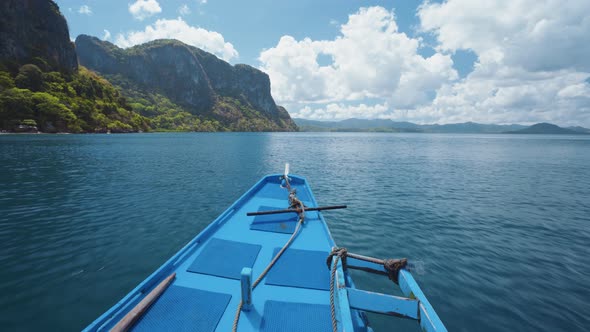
[2,131,590,136]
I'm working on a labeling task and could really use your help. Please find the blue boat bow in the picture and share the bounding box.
[84,174,446,332]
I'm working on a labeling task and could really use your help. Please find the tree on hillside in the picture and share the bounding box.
[15,64,43,91]
[0,72,15,91]
[0,88,34,129]
[32,92,79,132]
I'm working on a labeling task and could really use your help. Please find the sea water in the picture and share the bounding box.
[1,133,589,331]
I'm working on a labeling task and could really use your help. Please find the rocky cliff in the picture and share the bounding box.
[0,0,77,72]
[0,0,151,133]
[0,0,295,132]
[75,36,297,131]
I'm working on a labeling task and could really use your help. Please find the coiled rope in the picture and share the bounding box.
[328,247,346,332]
[232,175,305,332]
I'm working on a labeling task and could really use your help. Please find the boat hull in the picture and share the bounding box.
[84,175,369,331]
[85,174,446,331]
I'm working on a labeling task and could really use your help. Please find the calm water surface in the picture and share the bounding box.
[1,133,589,331]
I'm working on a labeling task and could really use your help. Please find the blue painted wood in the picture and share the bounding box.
[241,268,252,311]
[334,259,355,332]
[84,174,446,332]
[347,288,419,319]
[399,269,447,332]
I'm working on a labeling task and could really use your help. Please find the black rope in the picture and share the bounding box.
[233,175,305,331]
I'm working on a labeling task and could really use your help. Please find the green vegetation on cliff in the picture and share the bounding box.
[103,73,222,131]
[103,73,293,132]
[0,61,294,133]
[0,64,149,132]
[0,0,149,133]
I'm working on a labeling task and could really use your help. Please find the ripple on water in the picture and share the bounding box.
[0,133,589,331]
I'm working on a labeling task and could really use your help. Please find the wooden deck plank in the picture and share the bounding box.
[110,273,176,332]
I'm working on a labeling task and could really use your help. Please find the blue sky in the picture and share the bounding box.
[58,1,463,69]
[56,0,590,126]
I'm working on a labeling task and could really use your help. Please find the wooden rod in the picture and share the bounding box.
[246,205,347,216]
[110,272,176,332]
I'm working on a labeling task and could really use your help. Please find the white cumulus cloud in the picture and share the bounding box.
[78,5,92,15]
[114,18,238,61]
[274,3,590,126]
[558,83,590,99]
[259,7,457,108]
[129,0,162,21]
[415,0,590,126]
[294,103,390,121]
[178,4,191,16]
[412,69,590,125]
[102,29,111,41]
[419,0,590,72]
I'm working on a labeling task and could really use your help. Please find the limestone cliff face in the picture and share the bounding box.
[75,36,297,131]
[0,0,77,72]
[75,38,215,112]
[189,47,277,115]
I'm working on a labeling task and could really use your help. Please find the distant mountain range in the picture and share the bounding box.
[504,123,589,135]
[294,118,590,134]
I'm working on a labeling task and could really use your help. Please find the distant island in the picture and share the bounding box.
[503,123,589,135]
[294,118,590,135]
